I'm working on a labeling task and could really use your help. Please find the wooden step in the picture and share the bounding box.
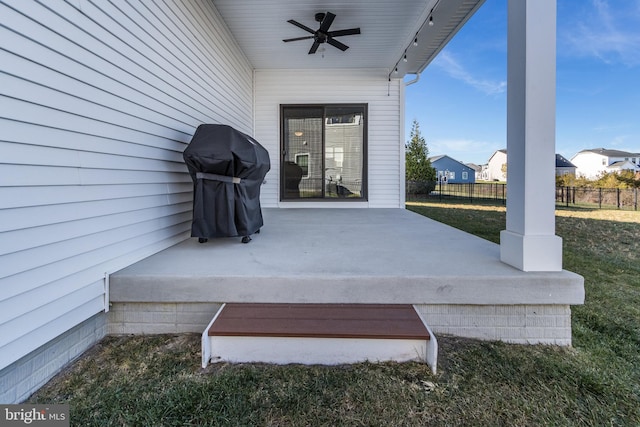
[202,303,437,373]
[208,303,430,339]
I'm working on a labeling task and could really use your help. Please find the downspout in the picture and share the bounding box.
[104,272,110,313]
[405,72,421,86]
[400,72,420,206]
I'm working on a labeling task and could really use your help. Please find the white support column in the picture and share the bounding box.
[500,0,562,271]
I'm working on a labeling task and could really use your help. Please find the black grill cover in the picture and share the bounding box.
[183,124,270,239]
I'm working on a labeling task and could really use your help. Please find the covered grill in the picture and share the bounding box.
[183,124,270,243]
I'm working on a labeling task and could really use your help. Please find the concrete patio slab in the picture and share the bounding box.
[110,208,584,306]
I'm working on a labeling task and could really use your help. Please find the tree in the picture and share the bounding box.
[556,170,640,189]
[405,120,437,196]
[615,170,640,189]
[405,120,437,182]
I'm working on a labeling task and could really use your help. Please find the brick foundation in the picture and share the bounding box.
[108,302,222,334]
[415,304,572,345]
[0,313,106,403]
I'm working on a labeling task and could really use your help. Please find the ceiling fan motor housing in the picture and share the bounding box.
[314,32,328,43]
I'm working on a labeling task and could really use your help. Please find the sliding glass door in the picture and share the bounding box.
[281,105,366,200]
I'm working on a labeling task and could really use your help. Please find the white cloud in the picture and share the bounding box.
[562,0,640,66]
[608,134,632,147]
[592,123,632,133]
[432,51,506,95]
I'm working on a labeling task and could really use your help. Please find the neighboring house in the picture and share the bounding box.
[488,150,580,181]
[571,148,640,179]
[480,164,490,181]
[430,155,476,183]
[555,154,577,176]
[465,163,483,181]
[0,0,574,403]
[487,149,508,181]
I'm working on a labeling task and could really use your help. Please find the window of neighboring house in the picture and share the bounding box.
[281,104,366,200]
[602,158,607,165]
[295,153,310,178]
[449,171,455,180]
[462,171,468,180]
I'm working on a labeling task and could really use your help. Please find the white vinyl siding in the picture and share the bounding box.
[487,151,508,182]
[571,153,610,179]
[0,0,253,370]
[254,69,402,208]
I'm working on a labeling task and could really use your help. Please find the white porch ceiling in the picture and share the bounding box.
[212,0,486,77]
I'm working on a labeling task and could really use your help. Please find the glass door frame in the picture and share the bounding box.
[280,103,368,201]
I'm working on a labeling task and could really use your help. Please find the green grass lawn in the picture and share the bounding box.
[29,202,640,426]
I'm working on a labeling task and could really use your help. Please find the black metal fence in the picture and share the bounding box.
[556,186,639,210]
[406,182,507,204]
[406,181,639,211]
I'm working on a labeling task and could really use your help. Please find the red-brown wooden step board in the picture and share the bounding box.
[207,303,430,340]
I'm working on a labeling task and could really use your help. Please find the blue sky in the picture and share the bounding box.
[405,0,640,165]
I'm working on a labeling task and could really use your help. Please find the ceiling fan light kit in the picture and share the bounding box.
[282,11,361,55]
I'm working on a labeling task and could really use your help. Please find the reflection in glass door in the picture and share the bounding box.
[281,105,365,200]
[282,107,323,198]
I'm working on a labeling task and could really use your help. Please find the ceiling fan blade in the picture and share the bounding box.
[308,40,320,54]
[287,19,315,34]
[283,35,315,42]
[327,38,349,51]
[318,12,335,33]
[328,28,361,37]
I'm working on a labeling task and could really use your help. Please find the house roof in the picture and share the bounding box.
[607,160,640,170]
[429,154,474,170]
[555,154,576,168]
[576,148,640,158]
[212,0,485,77]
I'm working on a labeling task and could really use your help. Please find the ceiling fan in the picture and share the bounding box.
[283,12,361,54]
